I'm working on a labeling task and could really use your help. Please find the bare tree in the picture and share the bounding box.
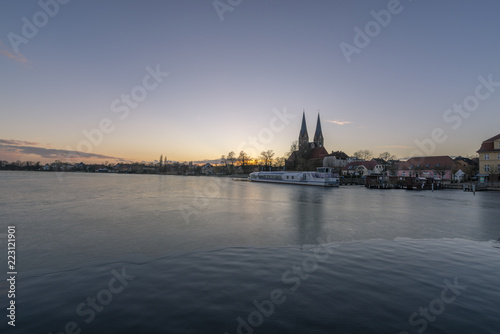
[227,151,236,166]
[285,140,302,170]
[353,149,373,161]
[286,141,298,159]
[377,152,395,176]
[219,155,227,174]
[227,151,236,174]
[378,152,395,162]
[464,163,478,181]
[273,157,286,169]
[260,150,275,167]
[238,151,250,173]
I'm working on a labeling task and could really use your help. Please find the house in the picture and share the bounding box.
[343,159,384,176]
[201,163,214,175]
[60,164,74,171]
[323,151,352,169]
[454,156,478,181]
[476,133,500,182]
[87,164,107,172]
[453,169,466,181]
[114,163,134,173]
[396,156,458,180]
[74,162,86,171]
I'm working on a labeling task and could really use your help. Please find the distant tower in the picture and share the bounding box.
[299,111,309,151]
[313,112,324,148]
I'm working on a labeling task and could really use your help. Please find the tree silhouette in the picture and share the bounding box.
[353,149,373,161]
[238,151,250,173]
[260,150,275,168]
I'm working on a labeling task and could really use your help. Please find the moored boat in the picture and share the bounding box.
[248,167,339,187]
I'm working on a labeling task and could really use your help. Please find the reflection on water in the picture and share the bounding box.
[1,172,500,333]
[1,171,500,272]
[292,187,327,246]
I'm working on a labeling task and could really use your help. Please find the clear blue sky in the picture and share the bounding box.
[1,0,500,163]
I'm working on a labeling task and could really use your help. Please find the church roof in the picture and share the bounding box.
[314,113,323,139]
[309,146,329,159]
[299,111,308,138]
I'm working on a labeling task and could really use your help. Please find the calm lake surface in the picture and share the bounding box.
[1,171,499,333]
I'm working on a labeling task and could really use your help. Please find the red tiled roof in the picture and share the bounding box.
[477,142,494,152]
[484,133,500,142]
[477,133,500,153]
[399,156,455,170]
[309,147,329,159]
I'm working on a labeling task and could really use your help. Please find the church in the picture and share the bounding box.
[286,112,329,170]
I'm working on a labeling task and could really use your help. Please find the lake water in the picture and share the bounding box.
[0,171,499,333]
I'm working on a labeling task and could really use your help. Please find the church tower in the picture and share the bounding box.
[313,113,324,148]
[299,111,309,151]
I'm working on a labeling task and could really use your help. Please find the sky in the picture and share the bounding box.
[1,0,500,164]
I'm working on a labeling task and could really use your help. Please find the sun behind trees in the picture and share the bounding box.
[260,150,275,168]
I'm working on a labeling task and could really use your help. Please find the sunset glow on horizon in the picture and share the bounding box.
[2,0,500,164]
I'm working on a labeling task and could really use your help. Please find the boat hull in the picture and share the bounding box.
[248,168,340,187]
[248,178,339,187]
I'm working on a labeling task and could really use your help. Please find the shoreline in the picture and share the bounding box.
[1,170,499,191]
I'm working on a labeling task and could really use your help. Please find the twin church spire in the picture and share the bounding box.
[299,110,324,151]
[314,113,324,147]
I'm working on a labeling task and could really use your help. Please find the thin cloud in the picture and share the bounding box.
[0,41,31,65]
[376,145,415,149]
[0,139,39,146]
[327,120,352,125]
[0,143,128,161]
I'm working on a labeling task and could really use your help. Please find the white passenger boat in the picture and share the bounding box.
[248,167,339,187]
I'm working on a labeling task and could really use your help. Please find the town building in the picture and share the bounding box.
[453,156,478,181]
[201,163,214,175]
[342,160,384,176]
[323,151,352,169]
[396,156,459,180]
[476,133,500,182]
